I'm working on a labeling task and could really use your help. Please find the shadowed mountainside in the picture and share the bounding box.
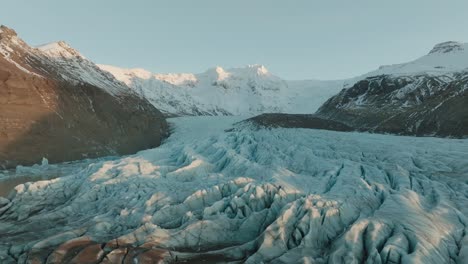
[316,74,468,138]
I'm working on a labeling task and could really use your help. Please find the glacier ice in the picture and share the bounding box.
[0,116,467,263]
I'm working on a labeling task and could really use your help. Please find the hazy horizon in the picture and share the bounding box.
[2,0,468,80]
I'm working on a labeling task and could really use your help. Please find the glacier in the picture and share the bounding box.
[0,116,467,263]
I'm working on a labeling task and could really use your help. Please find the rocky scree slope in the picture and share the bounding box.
[0,25,168,169]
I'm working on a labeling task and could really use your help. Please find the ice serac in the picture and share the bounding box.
[0,116,467,263]
[0,25,168,169]
[316,41,468,138]
[98,64,345,116]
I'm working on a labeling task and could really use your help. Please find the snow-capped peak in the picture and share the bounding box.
[33,42,131,95]
[98,63,345,116]
[98,64,275,88]
[347,41,468,86]
[200,64,270,81]
[0,25,27,50]
[215,66,226,75]
[36,41,84,59]
[201,66,231,81]
[249,64,269,75]
[0,25,18,39]
[154,72,197,86]
[230,64,270,76]
[428,41,465,54]
[97,64,154,86]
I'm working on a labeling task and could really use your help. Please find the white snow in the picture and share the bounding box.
[97,41,468,117]
[37,41,85,59]
[1,116,467,263]
[33,42,133,95]
[24,41,138,96]
[344,41,468,89]
[1,33,131,96]
[98,64,345,116]
[382,42,468,75]
[0,40,42,77]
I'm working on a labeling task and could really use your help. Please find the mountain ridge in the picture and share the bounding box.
[2,23,467,138]
[98,63,346,116]
[0,25,168,168]
[314,41,468,138]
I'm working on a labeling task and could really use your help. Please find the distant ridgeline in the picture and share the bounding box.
[245,41,468,138]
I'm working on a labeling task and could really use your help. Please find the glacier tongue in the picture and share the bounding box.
[0,116,467,263]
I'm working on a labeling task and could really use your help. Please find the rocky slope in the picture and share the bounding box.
[0,25,168,169]
[239,113,353,132]
[316,41,468,138]
[98,64,345,116]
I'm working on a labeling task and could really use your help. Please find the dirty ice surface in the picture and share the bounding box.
[0,116,467,263]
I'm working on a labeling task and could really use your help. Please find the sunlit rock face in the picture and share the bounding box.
[1,117,467,263]
[0,25,168,169]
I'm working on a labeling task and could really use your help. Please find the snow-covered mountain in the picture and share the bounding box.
[344,41,468,82]
[316,41,468,138]
[98,64,345,116]
[34,41,134,96]
[0,27,135,96]
[97,41,468,121]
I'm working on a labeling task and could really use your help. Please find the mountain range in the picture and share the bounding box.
[98,40,468,138]
[1,24,467,169]
[1,24,468,263]
[97,64,344,116]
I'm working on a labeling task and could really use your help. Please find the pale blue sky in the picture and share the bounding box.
[1,0,468,80]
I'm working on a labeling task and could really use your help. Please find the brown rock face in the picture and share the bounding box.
[0,26,168,168]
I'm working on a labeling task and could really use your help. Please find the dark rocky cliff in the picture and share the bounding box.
[316,74,468,138]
